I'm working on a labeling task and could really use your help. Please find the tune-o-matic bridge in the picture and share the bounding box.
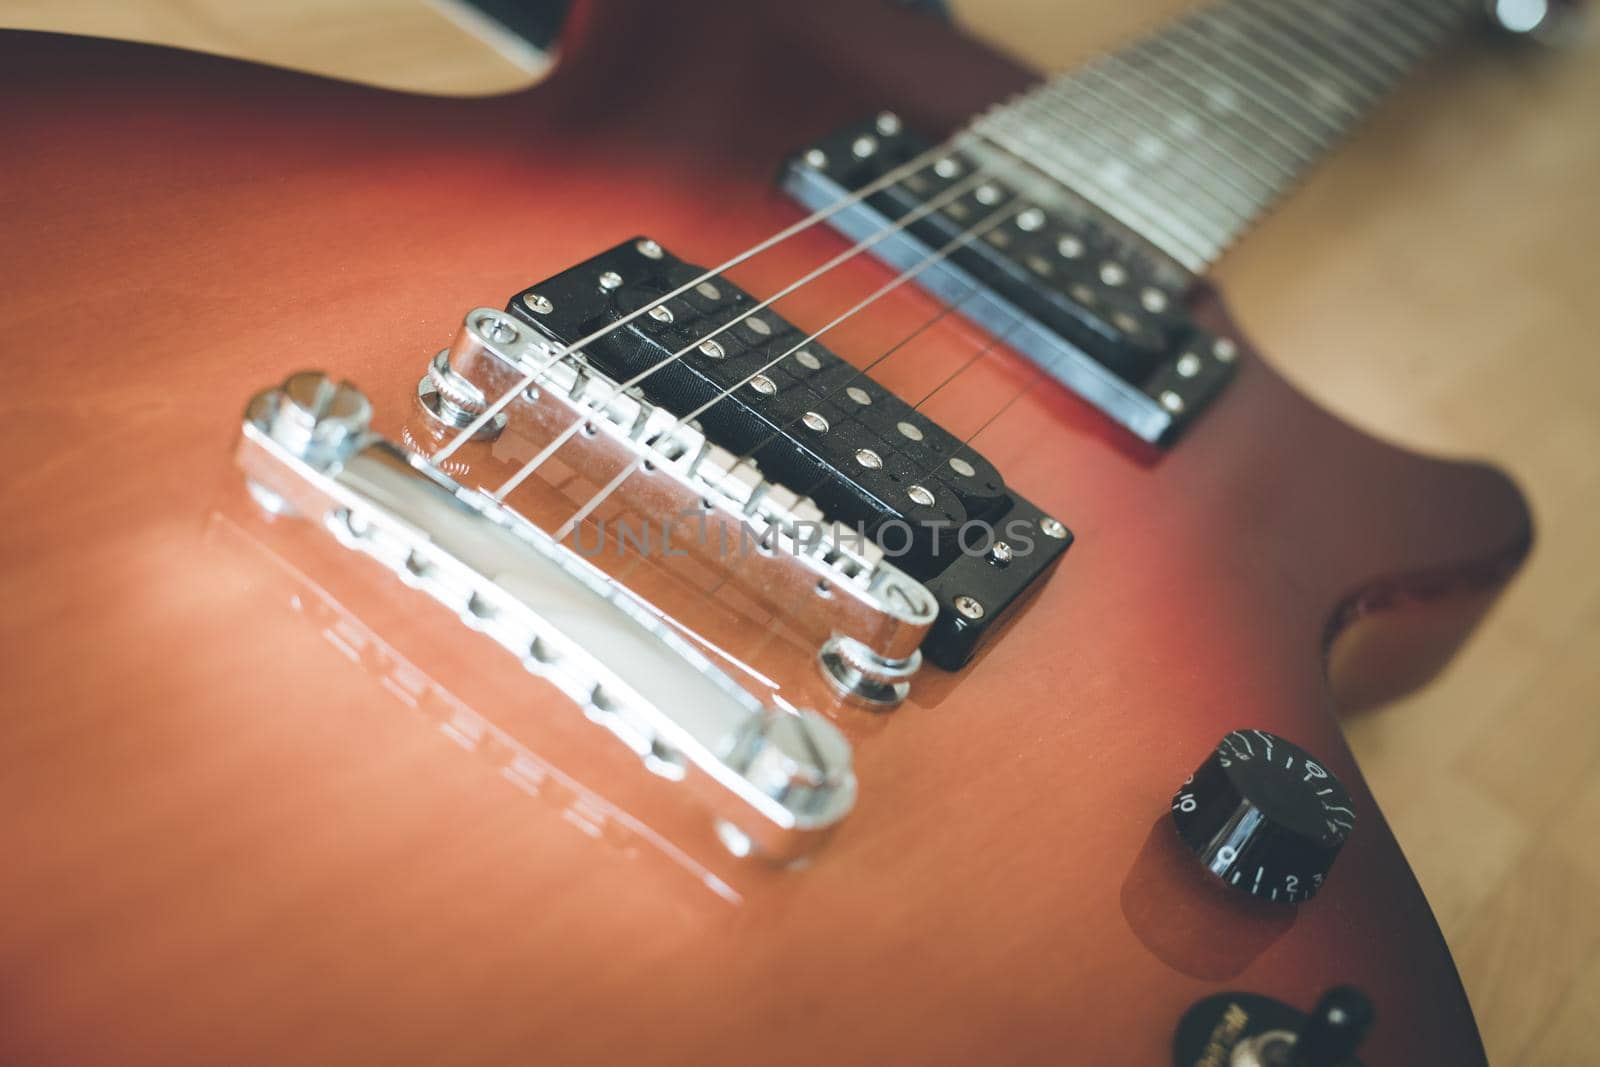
[499,239,1073,670]
[784,116,1238,445]
[238,371,856,862]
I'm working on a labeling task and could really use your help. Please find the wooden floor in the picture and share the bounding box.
[5,1,1597,1063]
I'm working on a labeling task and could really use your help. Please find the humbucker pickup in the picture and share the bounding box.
[503,238,1073,671]
[783,116,1238,445]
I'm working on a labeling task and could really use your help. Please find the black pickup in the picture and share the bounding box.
[507,238,1071,669]
[783,116,1237,445]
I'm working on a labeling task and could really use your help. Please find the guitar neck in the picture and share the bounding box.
[971,0,1483,272]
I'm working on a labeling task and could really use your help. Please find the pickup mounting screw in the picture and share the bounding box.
[855,448,883,470]
[1040,516,1067,539]
[954,595,985,620]
[804,148,828,169]
[875,112,902,136]
[990,541,1014,565]
[1213,337,1239,362]
[635,239,664,260]
[523,293,554,315]
[907,484,935,507]
[486,318,519,344]
[598,271,623,292]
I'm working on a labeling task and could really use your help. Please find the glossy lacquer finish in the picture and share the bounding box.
[0,3,1530,1064]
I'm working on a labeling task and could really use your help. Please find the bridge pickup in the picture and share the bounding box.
[782,117,1237,445]
[501,239,1072,670]
[420,306,937,707]
[238,372,856,862]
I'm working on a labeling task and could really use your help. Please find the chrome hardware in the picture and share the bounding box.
[419,308,941,705]
[240,373,857,861]
[953,595,985,620]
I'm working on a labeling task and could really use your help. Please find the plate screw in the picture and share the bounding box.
[990,541,1014,565]
[1040,516,1067,539]
[598,271,623,292]
[635,239,664,260]
[954,595,985,620]
[523,293,554,315]
[1160,390,1186,414]
[804,148,828,169]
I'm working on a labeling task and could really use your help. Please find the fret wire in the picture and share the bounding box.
[1046,70,1277,210]
[1187,9,1363,132]
[1388,0,1454,37]
[1222,0,1390,104]
[1086,56,1298,185]
[1161,19,1345,145]
[1119,42,1314,167]
[976,115,1222,262]
[1353,0,1440,61]
[1374,0,1473,58]
[1233,0,1395,94]
[1008,110,1239,254]
[1283,0,1415,74]
[1023,85,1258,227]
[1136,36,1325,170]
[972,119,1215,267]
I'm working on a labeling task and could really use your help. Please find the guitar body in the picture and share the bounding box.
[0,3,1529,1064]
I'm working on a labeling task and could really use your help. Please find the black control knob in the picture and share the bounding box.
[1172,730,1355,902]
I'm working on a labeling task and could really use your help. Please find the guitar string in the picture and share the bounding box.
[490,164,1000,500]
[699,310,1027,602]
[431,134,983,464]
[547,198,1027,544]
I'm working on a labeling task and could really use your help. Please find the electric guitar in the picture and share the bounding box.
[0,1,1549,1063]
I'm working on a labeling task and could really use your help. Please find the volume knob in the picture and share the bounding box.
[1172,730,1355,903]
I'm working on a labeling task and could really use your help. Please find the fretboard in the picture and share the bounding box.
[971,0,1481,272]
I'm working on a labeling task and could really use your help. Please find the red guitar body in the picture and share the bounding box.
[0,2,1530,1064]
